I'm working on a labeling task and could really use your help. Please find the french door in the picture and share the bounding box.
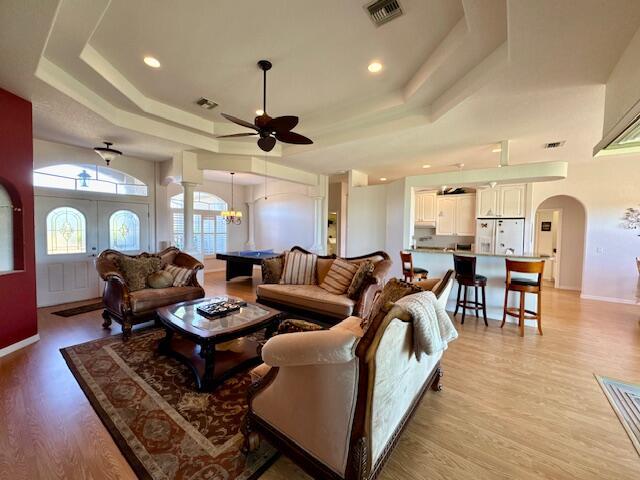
[35,196,151,307]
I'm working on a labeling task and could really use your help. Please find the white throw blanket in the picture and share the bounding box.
[395,291,458,360]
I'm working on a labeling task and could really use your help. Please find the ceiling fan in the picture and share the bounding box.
[217,60,313,152]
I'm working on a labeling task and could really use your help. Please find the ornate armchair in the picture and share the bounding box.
[244,271,455,480]
[96,247,204,340]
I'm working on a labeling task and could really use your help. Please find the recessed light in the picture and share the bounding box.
[422,164,431,169]
[368,62,383,73]
[255,109,264,116]
[379,177,387,181]
[143,56,161,68]
[497,164,502,168]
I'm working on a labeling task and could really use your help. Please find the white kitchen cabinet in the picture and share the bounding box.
[436,194,475,236]
[415,191,437,225]
[476,184,526,218]
[499,184,526,217]
[477,188,499,217]
[456,195,476,236]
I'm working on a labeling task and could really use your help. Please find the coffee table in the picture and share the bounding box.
[157,298,282,392]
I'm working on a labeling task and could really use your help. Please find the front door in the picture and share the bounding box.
[35,197,100,307]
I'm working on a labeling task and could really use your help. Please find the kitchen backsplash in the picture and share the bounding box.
[413,227,474,248]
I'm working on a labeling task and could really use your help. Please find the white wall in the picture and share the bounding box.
[385,179,405,276]
[536,196,585,290]
[346,183,387,257]
[532,155,640,303]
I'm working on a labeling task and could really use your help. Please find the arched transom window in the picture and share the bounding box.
[109,210,140,251]
[46,207,86,255]
[170,192,228,255]
[34,164,148,196]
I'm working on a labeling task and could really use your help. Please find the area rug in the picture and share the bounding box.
[52,301,104,317]
[595,375,640,456]
[61,328,278,479]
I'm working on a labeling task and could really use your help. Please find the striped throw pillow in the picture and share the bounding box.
[280,251,317,285]
[319,258,359,295]
[165,264,193,287]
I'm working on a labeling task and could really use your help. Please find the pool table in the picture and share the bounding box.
[216,250,281,281]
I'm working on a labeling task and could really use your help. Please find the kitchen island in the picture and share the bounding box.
[409,249,552,326]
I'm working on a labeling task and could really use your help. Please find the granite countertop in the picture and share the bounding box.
[408,248,553,260]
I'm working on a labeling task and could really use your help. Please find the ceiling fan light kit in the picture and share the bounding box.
[217,60,313,152]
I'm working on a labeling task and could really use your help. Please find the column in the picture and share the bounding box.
[310,196,324,254]
[182,182,196,252]
[245,201,256,250]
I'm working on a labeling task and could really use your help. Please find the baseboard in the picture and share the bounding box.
[556,284,581,291]
[204,268,225,273]
[580,294,638,305]
[0,334,40,358]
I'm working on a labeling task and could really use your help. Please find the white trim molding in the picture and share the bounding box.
[0,334,40,358]
[580,294,638,305]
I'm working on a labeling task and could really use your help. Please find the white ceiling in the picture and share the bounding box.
[2,0,640,181]
[203,170,265,185]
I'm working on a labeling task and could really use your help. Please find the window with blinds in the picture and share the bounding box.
[171,212,227,255]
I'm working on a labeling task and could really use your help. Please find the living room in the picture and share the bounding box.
[1,1,640,479]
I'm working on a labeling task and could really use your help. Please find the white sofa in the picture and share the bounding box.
[243,271,455,480]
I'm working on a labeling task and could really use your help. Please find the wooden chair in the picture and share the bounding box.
[453,255,488,326]
[400,251,428,282]
[502,259,545,336]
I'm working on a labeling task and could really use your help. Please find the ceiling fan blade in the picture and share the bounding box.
[258,136,276,152]
[275,131,313,145]
[265,115,299,133]
[221,113,258,131]
[216,132,257,138]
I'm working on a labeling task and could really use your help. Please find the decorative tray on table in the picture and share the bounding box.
[196,297,248,319]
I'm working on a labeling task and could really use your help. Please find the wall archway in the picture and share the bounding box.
[534,195,587,291]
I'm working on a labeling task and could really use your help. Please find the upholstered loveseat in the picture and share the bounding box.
[256,246,392,324]
[244,270,455,480]
[96,247,205,340]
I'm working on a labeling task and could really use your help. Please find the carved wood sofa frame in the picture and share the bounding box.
[245,270,454,480]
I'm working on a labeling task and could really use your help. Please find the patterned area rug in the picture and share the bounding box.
[596,375,640,456]
[61,328,278,479]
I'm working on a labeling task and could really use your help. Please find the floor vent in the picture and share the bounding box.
[366,0,403,27]
[544,141,566,149]
[196,97,218,110]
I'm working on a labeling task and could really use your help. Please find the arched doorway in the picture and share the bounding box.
[534,195,586,290]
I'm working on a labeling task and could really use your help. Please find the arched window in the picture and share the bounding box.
[169,192,228,255]
[109,210,140,251]
[34,164,148,196]
[46,207,86,255]
[0,185,13,271]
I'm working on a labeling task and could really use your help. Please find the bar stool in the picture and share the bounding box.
[400,251,428,283]
[453,255,487,325]
[502,259,545,337]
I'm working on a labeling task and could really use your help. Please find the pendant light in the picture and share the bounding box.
[221,172,242,225]
[93,141,122,166]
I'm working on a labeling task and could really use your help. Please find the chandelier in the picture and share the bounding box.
[93,141,122,166]
[221,172,242,225]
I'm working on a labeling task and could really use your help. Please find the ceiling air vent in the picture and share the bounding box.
[366,0,403,27]
[196,97,218,110]
[544,141,565,149]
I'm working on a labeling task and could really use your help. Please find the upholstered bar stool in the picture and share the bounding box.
[502,259,545,337]
[400,251,428,282]
[453,255,488,326]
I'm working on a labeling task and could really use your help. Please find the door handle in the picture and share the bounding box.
[88,254,97,258]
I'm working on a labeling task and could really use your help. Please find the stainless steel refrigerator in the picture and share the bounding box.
[475,218,525,255]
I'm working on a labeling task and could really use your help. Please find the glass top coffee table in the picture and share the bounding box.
[157,297,282,391]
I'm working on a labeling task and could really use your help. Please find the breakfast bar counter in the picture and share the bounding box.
[409,249,552,325]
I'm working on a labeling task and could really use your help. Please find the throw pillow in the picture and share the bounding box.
[280,251,317,285]
[320,258,359,295]
[261,255,284,284]
[362,278,422,331]
[117,256,161,292]
[147,270,174,289]
[165,264,194,287]
[347,260,375,299]
[316,257,335,284]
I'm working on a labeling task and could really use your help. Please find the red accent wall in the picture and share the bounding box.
[0,88,36,350]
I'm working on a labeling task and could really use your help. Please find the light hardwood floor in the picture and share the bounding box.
[1,272,639,479]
